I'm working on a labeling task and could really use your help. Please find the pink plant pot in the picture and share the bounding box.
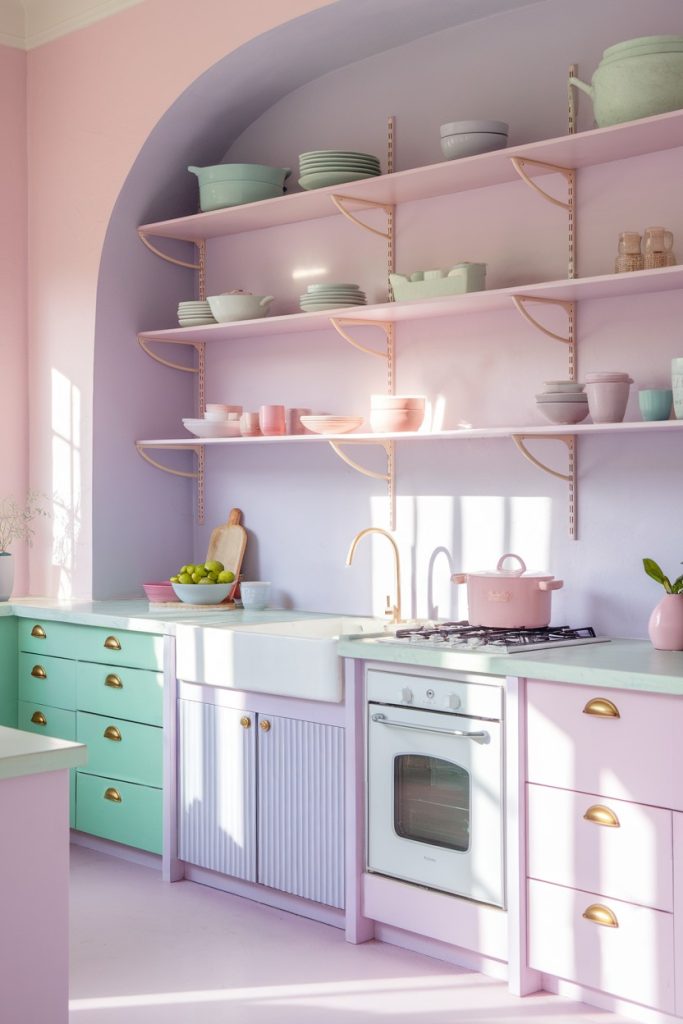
[648,594,683,650]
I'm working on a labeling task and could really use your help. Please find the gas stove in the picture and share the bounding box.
[375,621,610,654]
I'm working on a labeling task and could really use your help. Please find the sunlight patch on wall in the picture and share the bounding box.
[51,369,81,599]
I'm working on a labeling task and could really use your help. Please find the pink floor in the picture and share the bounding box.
[69,845,636,1023]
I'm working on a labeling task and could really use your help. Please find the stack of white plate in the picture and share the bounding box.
[178,300,217,327]
[299,283,367,312]
[298,150,381,190]
[535,380,588,424]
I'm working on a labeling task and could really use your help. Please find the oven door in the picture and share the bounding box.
[367,702,504,907]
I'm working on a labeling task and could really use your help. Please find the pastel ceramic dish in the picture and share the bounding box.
[451,552,562,629]
[638,388,673,421]
[585,379,633,423]
[439,122,509,161]
[370,408,425,432]
[672,357,683,418]
[240,581,271,611]
[172,582,232,605]
[142,582,178,602]
[390,263,486,300]
[182,419,241,438]
[536,401,589,425]
[370,394,426,410]
[569,36,683,126]
[188,165,291,211]
[207,294,274,322]
[189,163,292,185]
[535,392,588,403]
[542,380,585,393]
[299,415,363,434]
[298,170,380,189]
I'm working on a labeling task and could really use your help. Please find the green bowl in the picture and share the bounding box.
[188,163,291,185]
[197,180,284,211]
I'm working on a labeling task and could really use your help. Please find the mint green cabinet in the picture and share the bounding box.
[16,615,164,854]
[0,617,17,727]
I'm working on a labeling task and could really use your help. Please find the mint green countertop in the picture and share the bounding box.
[0,725,87,781]
[337,636,683,695]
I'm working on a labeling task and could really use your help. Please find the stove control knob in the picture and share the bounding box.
[447,694,462,710]
[401,687,414,704]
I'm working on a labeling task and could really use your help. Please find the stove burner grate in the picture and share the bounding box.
[392,622,598,651]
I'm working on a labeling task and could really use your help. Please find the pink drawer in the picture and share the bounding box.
[528,878,675,1013]
[527,784,673,911]
[526,680,683,809]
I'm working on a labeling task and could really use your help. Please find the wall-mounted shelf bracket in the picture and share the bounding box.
[511,295,576,380]
[135,443,205,524]
[138,229,201,270]
[138,336,204,374]
[509,157,576,279]
[511,433,577,539]
[329,317,393,360]
[328,439,395,530]
[329,195,394,240]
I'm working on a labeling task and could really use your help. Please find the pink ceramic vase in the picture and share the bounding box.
[648,594,683,651]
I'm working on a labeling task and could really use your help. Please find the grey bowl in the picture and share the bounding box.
[440,132,509,161]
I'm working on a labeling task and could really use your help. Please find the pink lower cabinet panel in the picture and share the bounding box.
[526,680,683,809]
[362,873,507,961]
[527,784,673,911]
[674,813,683,1017]
[527,878,675,1013]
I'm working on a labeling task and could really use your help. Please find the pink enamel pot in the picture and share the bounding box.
[451,552,564,628]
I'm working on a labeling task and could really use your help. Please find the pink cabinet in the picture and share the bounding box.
[525,679,681,1017]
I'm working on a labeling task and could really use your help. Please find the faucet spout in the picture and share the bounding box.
[345,527,403,624]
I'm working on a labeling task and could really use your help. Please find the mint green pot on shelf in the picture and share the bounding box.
[570,35,683,127]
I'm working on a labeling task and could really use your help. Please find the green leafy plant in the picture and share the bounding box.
[643,557,683,594]
[0,492,49,553]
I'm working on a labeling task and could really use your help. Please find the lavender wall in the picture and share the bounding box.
[94,0,683,638]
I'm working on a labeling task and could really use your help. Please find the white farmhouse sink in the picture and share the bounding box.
[175,615,390,703]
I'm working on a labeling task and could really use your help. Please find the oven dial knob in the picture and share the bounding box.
[401,687,414,703]
[447,694,462,710]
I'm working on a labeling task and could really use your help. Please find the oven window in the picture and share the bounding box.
[393,754,470,851]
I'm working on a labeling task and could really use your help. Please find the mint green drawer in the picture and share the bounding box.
[18,652,76,710]
[19,619,164,671]
[76,711,162,787]
[76,773,162,854]
[18,699,76,740]
[18,699,77,825]
[76,662,162,726]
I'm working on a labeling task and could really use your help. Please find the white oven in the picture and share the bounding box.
[366,668,505,908]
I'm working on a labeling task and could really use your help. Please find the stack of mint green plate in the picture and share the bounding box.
[299,282,367,312]
[298,150,381,190]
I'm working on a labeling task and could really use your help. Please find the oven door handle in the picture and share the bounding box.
[370,712,490,744]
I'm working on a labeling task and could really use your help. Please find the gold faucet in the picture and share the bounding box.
[345,527,403,624]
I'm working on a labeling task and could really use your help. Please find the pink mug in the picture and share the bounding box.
[259,404,286,436]
[240,412,261,437]
[287,407,311,434]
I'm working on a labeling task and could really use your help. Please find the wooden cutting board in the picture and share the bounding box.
[206,507,247,581]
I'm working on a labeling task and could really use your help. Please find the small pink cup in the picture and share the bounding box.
[240,412,261,436]
[287,407,311,434]
[259,404,286,436]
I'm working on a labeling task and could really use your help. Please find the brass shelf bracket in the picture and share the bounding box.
[135,443,205,524]
[511,295,576,380]
[328,439,396,530]
[138,336,203,374]
[138,229,200,270]
[512,433,577,539]
[329,317,392,359]
[329,195,394,240]
[510,156,576,279]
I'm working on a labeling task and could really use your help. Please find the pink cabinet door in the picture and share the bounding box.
[674,813,683,1017]
[528,878,675,1013]
[527,783,673,911]
[526,680,682,809]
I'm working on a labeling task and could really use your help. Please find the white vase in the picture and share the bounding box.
[0,553,13,601]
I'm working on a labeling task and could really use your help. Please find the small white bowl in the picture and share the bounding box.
[537,401,589,425]
[183,419,241,438]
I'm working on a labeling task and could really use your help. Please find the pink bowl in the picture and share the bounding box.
[370,408,425,433]
[143,581,178,602]
[370,394,426,410]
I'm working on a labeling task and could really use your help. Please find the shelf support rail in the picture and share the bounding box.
[511,296,576,380]
[511,433,577,539]
[135,443,205,524]
[509,157,576,279]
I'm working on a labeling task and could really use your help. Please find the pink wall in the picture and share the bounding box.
[25,0,334,597]
[0,44,28,592]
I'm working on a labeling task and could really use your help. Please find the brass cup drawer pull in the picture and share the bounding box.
[104,635,121,651]
[30,624,46,639]
[582,903,619,928]
[103,725,122,742]
[582,697,620,718]
[104,787,122,803]
[259,719,271,732]
[583,804,620,828]
[30,665,47,679]
[240,716,252,729]
[105,674,123,689]
[30,711,47,726]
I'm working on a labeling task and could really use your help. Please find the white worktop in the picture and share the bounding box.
[2,599,683,695]
[0,725,87,781]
